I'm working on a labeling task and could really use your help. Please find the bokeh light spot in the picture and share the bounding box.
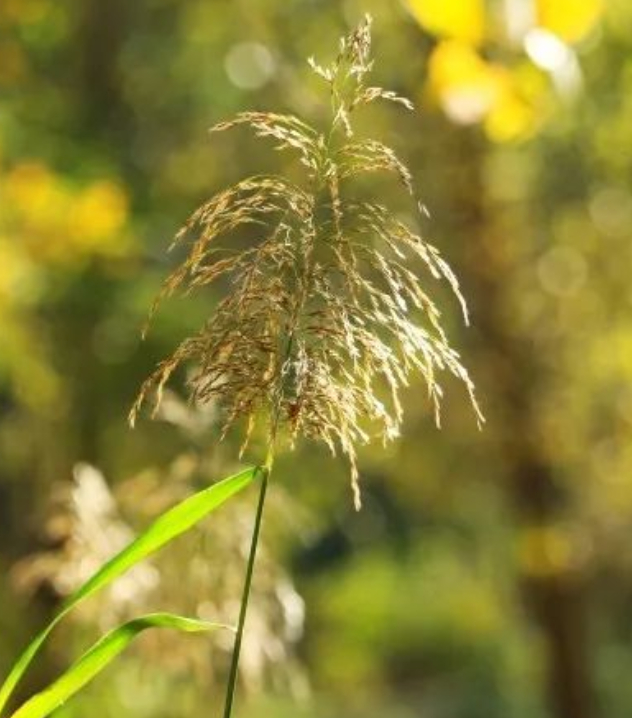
[589,186,632,238]
[224,42,276,90]
[525,28,571,72]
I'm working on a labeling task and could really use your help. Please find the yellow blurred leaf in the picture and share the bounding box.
[406,0,486,45]
[429,42,539,142]
[484,86,536,143]
[70,181,129,244]
[428,40,503,124]
[3,163,131,264]
[5,162,56,215]
[536,0,604,43]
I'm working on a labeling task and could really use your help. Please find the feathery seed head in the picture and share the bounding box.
[131,15,483,509]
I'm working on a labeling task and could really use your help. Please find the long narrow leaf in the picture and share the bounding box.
[9,613,228,718]
[0,466,258,716]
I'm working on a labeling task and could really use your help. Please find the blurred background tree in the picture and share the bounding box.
[2,1,632,717]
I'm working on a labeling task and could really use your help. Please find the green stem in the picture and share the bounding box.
[221,271,301,718]
[221,462,270,718]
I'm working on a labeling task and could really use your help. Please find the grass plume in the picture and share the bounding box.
[130,15,483,509]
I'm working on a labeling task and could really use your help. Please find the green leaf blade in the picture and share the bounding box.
[9,613,228,718]
[0,466,258,716]
[64,465,255,610]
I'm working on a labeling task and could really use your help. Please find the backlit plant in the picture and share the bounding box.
[131,14,482,509]
[0,16,481,718]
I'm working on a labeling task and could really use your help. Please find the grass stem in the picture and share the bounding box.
[221,464,270,718]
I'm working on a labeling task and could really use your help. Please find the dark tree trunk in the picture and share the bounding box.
[444,128,595,718]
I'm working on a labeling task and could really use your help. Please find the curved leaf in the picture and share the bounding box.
[0,466,258,716]
[10,613,228,718]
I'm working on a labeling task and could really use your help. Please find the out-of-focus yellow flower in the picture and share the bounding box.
[484,85,536,143]
[412,0,603,140]
[406,0,485,46]
[2,163,131,263]
[536,0,603,43]
[428,40,509,126]
[70,181,129,247]
[428,40,502,124]
[4,162,70,233]
[5,162,56,215]
[4,163,73,261]
[429,40,538,142]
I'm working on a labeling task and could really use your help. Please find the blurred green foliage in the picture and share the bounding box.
[2,1,632,717]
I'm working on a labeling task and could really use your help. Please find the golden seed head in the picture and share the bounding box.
[131,15,483,509]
